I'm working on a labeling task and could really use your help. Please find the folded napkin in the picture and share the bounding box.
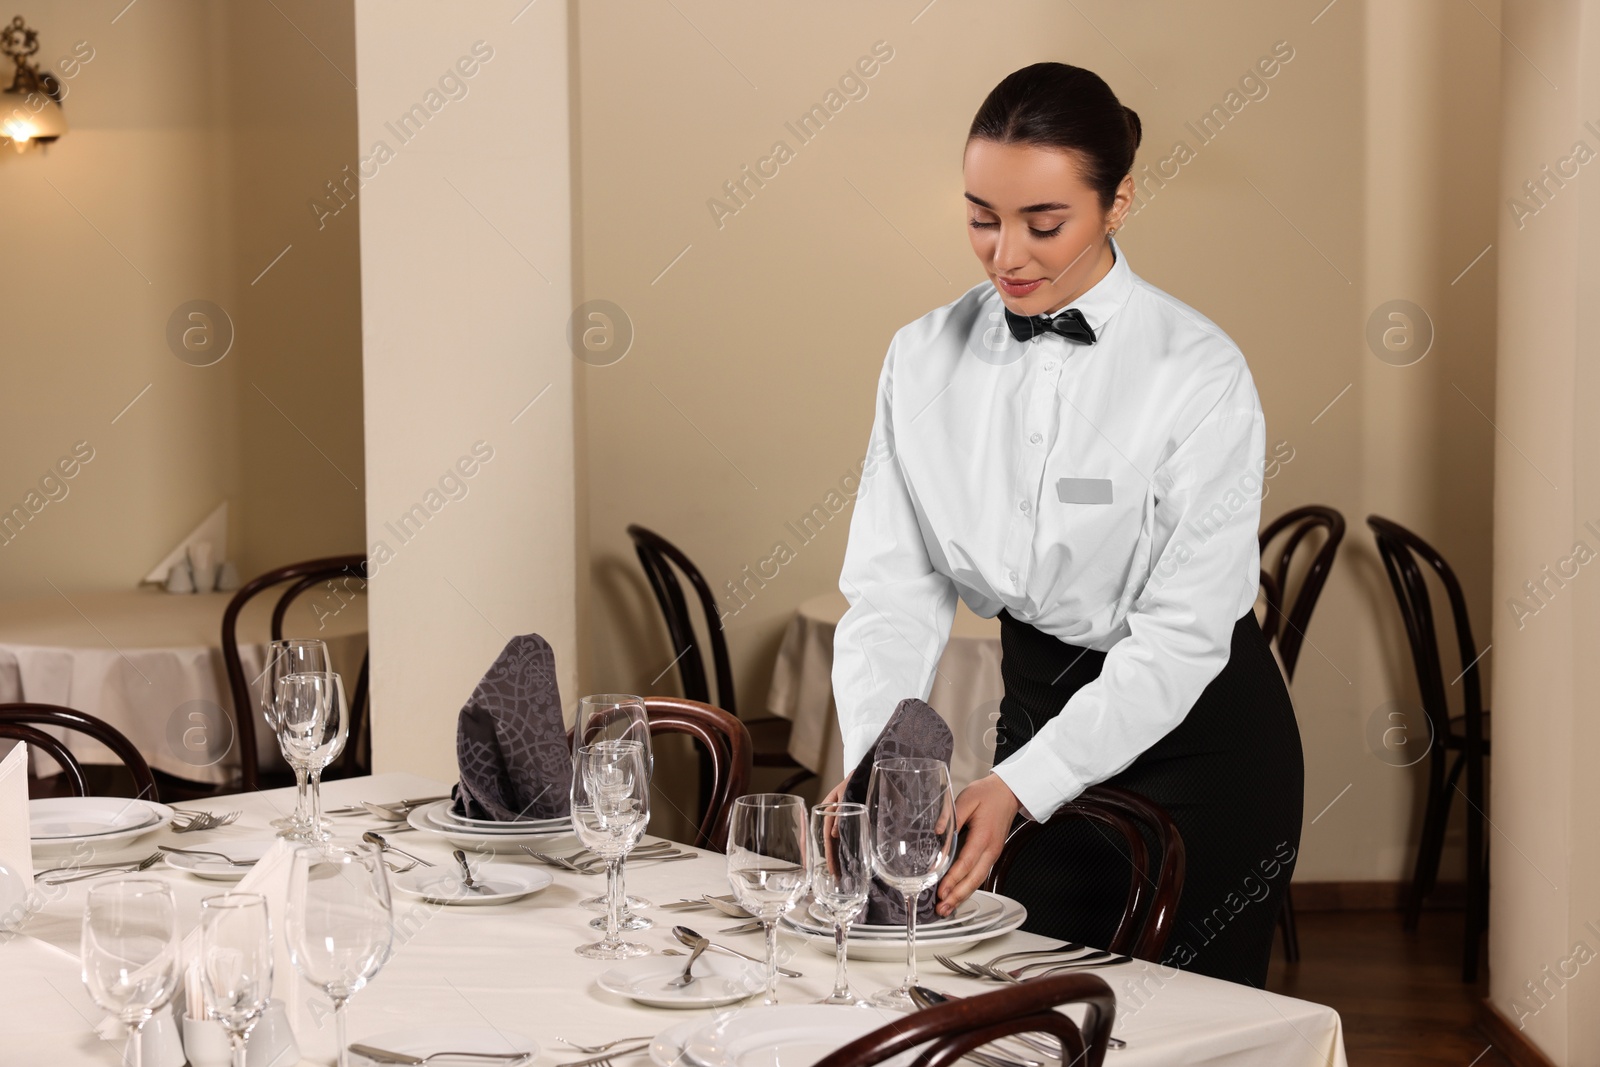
[844,697,953,925]
[0,742,33,931]
[450,633,571,821]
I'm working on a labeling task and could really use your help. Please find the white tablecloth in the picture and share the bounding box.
[0,588,366,785]
[1,773,1346,1066]
[767,591,1003,792]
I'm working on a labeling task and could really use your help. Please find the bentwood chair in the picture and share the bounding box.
[210,555,370,796]
[626,525,815,810]
[985,784,1185,960]
[0,704,159,801]
[814,971,1117,1067]
[1257,505,1346,963]
[1368,516,1490,982]
[642,696,752,851]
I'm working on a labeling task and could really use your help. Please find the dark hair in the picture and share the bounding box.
[967,63,1141,213]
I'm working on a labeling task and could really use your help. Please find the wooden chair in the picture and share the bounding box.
[984,784,1185,960]
[1258,505,1345,964]
[814,971,1117,1067]
[0,704,158,802]
[1368,515,1490,982]
[626,525,814,805]
[642,696,752,851]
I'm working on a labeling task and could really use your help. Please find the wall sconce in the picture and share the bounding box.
[1,15,66,152]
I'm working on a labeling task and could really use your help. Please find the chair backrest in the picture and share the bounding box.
[0,722,88,797]
[1257,568,1283,635]
[0,704,158,801]
[642,696,751,851]
[1366,515,1486,742]
[627,525,736,714]
[984,784,1185,961]
[221,555,369,790]
[813,971,1116,1067]
[1258,505,1346,680]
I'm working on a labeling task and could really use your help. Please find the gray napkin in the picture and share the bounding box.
[450,633,571,821]
[844,697,953,925]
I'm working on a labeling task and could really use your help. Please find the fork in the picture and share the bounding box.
[557,1036,654,1055]
[171,810,240,833]
[553,1044,651,1067]
[985,954,1133,982]
[156,846,255,867]
[37,854,162,884]
[346,1043,533,1064]
[520,847,585,871]
[935,945,1087,977]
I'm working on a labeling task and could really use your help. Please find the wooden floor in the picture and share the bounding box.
[1266,909,1510,1066]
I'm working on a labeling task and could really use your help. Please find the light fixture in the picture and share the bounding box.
[1,15,66,152]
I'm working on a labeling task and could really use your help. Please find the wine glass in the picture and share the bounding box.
[807,801,872,1005]
[287,843,394,1067]
[274,670,349,844]
[726,794,810,1006]
[865,757,956,1009]
[196,893,273,1067]
[571,739,651,959]
[572,694,654,929]
[261,639,331,835]
[80,880,181,1067]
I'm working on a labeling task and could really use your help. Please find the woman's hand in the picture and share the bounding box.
[821,777,850,808]
[935,773,1020,917]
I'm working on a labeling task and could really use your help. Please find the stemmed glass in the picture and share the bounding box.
[807,801,872,1006]
[865,757,956,1009]
[274,670,349,844]
[572,694,654,929]
[726,794,810,1006]
[196,893,273,1067]
[80,880,181,1067]
[571,739,651,959]
[287,843,394,1067]
[262,639,331,836]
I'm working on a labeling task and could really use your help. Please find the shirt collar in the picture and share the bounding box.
[1040,233,1134,336]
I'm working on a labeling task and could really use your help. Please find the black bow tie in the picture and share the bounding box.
[1004,306,1097,345]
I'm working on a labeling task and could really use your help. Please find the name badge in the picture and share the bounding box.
[1057,477,1113,505]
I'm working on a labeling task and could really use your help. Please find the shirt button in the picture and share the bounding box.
[1043,361,1057,371]
[1029,432,1042,445]
[1009,571,1019,584]
[1019,500,1031,514]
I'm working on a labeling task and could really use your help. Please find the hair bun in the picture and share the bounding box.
[1123,105,1143,151]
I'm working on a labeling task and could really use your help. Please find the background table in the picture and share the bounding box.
[4,772,1347,1066]
[0,587,366,785]
[767,591,1003,791]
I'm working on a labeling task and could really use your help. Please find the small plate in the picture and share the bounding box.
[597,954,763,1009]
[351,1026,538,1065]
[162,841,273,881]
[391,863,553,906]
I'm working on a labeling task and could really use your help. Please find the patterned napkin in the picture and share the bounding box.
[844,697,953,924]
[450,633,571,821]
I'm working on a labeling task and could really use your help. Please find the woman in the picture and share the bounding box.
[827,62,1303,988]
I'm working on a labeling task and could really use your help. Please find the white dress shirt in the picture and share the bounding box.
[832,236,1267,822]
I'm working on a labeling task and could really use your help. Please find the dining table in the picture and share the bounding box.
[0,772,1348,1066]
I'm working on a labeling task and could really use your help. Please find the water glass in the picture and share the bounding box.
[571,739,651,959]
[286,843,394,1067]
[261,639,330,835]
[81,880,181,1067]
[274,670,349,844]
[866,757,956,1009]
[573,694,654,928]
[196,893,273,1067]
[727,794,810,1005]
[808,801,872,1005]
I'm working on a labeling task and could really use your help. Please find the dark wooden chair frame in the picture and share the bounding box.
[813,971,1116,1067]
[1368,515,1490,982]
[984,784,1185,961]
[1257,504,1346,964]
[641,696,752,851]
[0,704,159,801]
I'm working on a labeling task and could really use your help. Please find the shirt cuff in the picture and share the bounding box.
[991,740,1087,823]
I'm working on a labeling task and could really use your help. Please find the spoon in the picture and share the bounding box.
[364,831,434,868]
[667,931,709,988]
[453,849,494,894]
[672,925,801,978]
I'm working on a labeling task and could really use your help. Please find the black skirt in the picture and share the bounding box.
[993,608,1304,988]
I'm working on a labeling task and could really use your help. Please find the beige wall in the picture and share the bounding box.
[0,0,364,598]
[576,0,1500,881]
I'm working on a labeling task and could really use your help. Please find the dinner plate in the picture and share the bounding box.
[665,1005,903,1067]
[423,805,570,836]
[782,894,1028,961]
[162,840,273,881]
[437,805,571,831]
[406,801,576,852]
[597,953,763,1009]
[790,892,998,938]
[27,798,174,857]
[351,1026,538,1066]
[391,862,553,905]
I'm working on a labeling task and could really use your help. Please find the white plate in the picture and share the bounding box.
[406,802,576,852]
[424,805,571,836]
[597,953,763,1009]
[162,841,273,881]
[351,1026,538,1065]
[671,1005,900,1067]
[437,804,571,831]
[791,892,999,939]
[29,797,160,840]
[27,799,174,857]
[782,894,1028,961]
[391,862,553,905]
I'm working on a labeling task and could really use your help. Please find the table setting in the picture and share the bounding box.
[0,631,1348,1066]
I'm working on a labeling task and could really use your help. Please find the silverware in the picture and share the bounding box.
[573,851,693,873]
[363,801,410,821]
[326,795,450,816]
[672,925,800,978]
[658,899,714,912]
[911,985,1126,1051]
[37,853,159,876]
[935,945,1087,978]
[718,919,765,935]
[363,831,434,868]
[552,1043,650,1067]
[557,1036,654,1055]
[985,951,1126,981]
[170,810,240,833]
[519,847,584,871]
[453,849,494,894]
[156,846,255,867]
[667,931,709,988]
[564,841,676,863]
[701,894,754,918]
[345,1043,532,1064]
[37,854,161,884]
